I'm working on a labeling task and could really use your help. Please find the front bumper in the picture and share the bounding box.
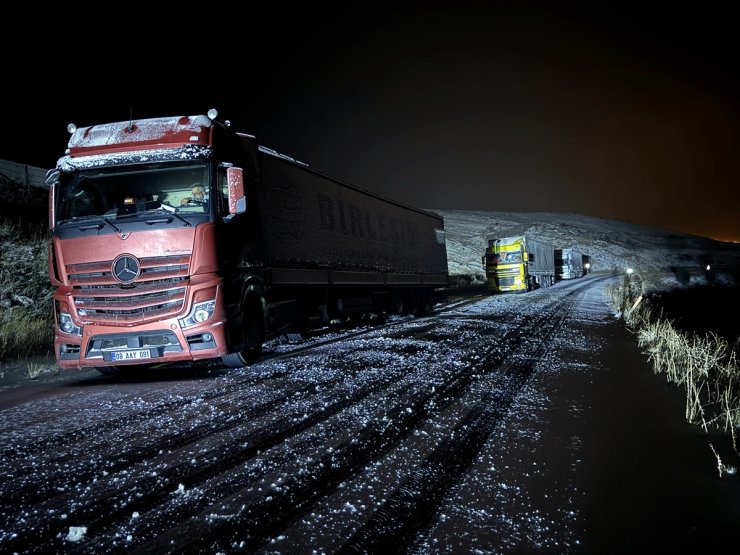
[54,319,228,369]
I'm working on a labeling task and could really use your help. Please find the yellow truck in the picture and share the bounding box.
[482,235,556,294]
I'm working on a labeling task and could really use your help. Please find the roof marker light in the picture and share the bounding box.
[207,108,218,120]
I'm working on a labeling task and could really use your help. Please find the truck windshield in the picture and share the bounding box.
[493,252,522,264]
[55,163,211,225]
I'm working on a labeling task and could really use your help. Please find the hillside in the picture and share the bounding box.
[434,209,740,287]
[0,160,48,225]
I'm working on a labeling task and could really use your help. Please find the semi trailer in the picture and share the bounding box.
[46,109,449,373]
[555,248,585,280]
[482,235,555,294]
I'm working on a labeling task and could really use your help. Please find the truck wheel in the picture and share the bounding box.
[414,295,433,316]
[222,295,265,368]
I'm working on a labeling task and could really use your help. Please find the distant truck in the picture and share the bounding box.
[582,254,591,275]
[482,236,555,294]
[46,109,449,373]
[555,248,585,280]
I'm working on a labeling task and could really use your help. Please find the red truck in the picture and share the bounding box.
[46,110,449,374]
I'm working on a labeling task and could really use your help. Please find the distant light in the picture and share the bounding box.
[626,268,634,275]
[706,265,711,271]
[584,263,591,269]
[67,123,77,134]
[207,108,218,120]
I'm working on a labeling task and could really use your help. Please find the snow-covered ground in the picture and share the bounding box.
[1,273,739,553]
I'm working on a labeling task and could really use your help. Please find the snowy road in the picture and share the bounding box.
[0,274,679,553]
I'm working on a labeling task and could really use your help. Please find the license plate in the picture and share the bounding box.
[108,349,152,362]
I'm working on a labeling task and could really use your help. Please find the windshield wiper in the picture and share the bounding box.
[144,207,192,227]
[66,215,122,233]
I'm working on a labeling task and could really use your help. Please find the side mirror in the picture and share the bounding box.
[226,166,246,215]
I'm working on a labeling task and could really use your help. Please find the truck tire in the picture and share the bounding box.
[414,290,433,316]
[222,294,266,368]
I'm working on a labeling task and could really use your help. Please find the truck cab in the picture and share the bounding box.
[483,237,528,293]
[47,113,250,372]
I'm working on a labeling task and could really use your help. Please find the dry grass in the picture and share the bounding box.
[0,308,54,360]
[26,360,59,380]
[0,219,54,361]
[607,270,740,458]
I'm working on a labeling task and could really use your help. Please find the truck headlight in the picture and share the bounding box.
[179,300,216,328]
[59,312,82,336]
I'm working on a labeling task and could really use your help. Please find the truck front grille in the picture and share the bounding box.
[498,277,518,286]
[67,255,190,286]
[67,255,191,325]
[487,266,521,288]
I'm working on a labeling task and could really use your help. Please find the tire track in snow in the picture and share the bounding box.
[0,290,578,553]
[125,293,577,553]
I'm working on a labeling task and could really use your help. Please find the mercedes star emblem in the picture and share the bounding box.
[112,255,141,284]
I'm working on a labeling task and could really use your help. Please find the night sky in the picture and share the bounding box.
[3,2,738,241]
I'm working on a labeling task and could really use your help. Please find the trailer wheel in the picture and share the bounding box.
[414,296,433,316]
[222,294,265,368]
